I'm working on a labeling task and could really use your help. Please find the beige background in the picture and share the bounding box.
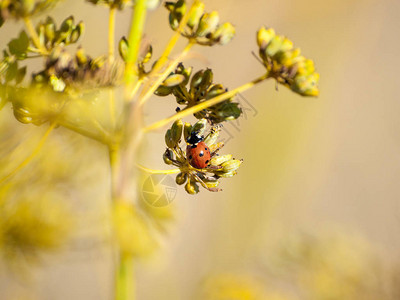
[1,0,400,299]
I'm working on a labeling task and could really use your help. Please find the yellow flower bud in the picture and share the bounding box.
[185,180,199,194]
[209,154,232,166]
[183,122,192,141]
[170,119,183,145]
[265,35,284,57]
[196,11,220,37]
[221,159,243,173]
[165,129,175,148]
[212,22,235,45]
[163,74,185,87]
[176,172,188,185]
[215,170,237,178]
[257,27,275,48]
[191,118,207,136]
[187,1,204,29]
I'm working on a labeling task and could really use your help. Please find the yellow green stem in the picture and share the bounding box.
[124,0,147,93]
[136,164,181,175]
[115,254,134,300]
[23,17,48,55]
[149,0,198,77]
[144,73,270,132]
[139,42,194,106]
[0,122,56,184]
[108,7,117,63]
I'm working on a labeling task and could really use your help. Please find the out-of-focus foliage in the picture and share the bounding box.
[166,0,235,46]
[257,27,319,97]
[0,0,60,20]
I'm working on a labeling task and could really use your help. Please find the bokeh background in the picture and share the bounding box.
[1,0,400,299]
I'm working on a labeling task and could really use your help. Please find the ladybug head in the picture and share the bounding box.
[186,131,203,146]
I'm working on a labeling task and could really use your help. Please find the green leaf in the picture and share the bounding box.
[8,31,29,59]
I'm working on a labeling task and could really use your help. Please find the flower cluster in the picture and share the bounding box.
[86,0,160,10]
[163,119,243,194]
[35,16,84,51]
[155,63,242,124]
[166,0,235,46]
[33,47,123,91]
[0,0,59,20]
[257,26,319,97]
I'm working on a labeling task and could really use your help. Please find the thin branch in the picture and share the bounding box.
[23,17,48,55]
[136,164,181,175]
[144,73,270,132]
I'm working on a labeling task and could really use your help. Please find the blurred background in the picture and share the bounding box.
[1,0,400,299]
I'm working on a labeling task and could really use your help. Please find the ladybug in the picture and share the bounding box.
[186,132,211,169]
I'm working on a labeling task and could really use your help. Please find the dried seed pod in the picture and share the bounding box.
[209,154,232,166]
[187,1,204,29]
[211,22,235,45]
[163,74,185,87]
[196,11,219,37]
[165,129,175,148]
[191,119,207,136]
[185,180,199,195]
[170,119,183,145]
[119,37,129,61]
[176,172,187,185]
[183,122,192,141]
[221,159,243,173]
[163,149,174,165]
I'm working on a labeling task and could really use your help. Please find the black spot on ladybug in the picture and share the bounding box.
[189,155,193,159]
[205,160,209,164]
[205,147,208,151]
[199,151,204,157]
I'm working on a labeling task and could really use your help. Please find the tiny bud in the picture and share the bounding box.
[165,129,175,148]
[185,180,199,195]
[196,11,220,37]
[221,159,243,173]
[163,74,185,87]
[265,35,284,57]
[190,70,204,89]
[163,149,174,165]
[209,154,232,166]
[212,22,235,45]
[204,127,221,146]
[176,172,188,185]
[119,37,129,61]
[191,119,207,136]
[170,119,183,145]
[187,1,204,29]
[215,170,237,178]
[155,85,172,96]
[257,27,275,49]
[183,122,192,141]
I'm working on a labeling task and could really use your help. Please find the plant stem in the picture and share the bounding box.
[0,122,56,184]
[139,42,194,106]
[115,254,134,300]
[124,0,147,93]
[148,0,198,77]
[23,17,48,55]
[136,164,181,175]
[144,73,270,132]
[108,7,117,63]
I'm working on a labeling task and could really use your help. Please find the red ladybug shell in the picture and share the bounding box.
[186,141,211,169]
